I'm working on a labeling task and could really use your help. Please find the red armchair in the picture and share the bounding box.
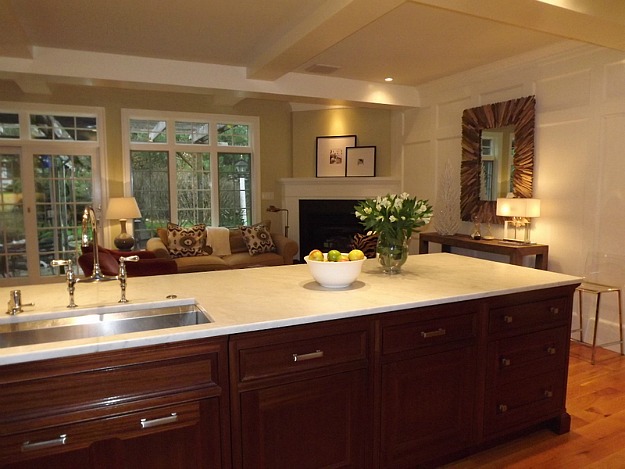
[79,245,178,277]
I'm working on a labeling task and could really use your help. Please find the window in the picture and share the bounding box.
[0,103,105,285]
[123,110,259,248]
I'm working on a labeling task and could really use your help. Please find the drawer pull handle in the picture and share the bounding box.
[503,315,513,324]
[544,390,554,398]
[141,413,178,429]
[498,404,508,413]
[547,346,557,355]
[292,350,324,362]
[550,307,560,315]
[421,328,446,339]
[501,357,511,367]
[22,434,67,452]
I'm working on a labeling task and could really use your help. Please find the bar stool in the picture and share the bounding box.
[572,253,625,364]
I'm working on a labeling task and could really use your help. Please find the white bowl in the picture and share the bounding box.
[304,254,365,288]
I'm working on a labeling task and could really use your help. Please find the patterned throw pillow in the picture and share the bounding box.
[167,223,208,258]
[239,224,276,255]
[351,232,378,258]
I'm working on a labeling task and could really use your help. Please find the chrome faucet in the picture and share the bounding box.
[52,206,140,307]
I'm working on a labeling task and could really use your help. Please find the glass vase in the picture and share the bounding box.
[377,230,410,274]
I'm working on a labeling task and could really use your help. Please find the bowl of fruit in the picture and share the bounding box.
[304,249,366,288]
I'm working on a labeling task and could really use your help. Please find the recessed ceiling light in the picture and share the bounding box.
[384,77,394,82]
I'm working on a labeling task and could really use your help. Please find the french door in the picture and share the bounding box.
[0,147,100,285]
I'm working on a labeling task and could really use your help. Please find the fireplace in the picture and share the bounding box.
[299,200,365,256]
[277,177,402,260]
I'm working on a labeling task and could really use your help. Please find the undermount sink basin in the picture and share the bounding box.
[0,303,212,349]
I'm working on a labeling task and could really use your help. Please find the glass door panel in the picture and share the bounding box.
[0,151,26,278]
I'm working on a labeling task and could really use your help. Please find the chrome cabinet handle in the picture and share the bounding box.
[22,434,67,452]
[292,350,324,362]
[140,413,178,429]
[421,328,446,339]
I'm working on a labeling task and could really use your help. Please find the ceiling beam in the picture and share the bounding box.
[410,0,625,51]
[246,0,404,81]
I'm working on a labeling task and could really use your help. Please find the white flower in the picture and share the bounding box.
[389,215,397,222]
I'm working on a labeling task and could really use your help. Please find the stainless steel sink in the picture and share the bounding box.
[0,303,212,349]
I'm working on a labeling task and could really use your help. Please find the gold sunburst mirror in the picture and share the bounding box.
[460,95,536,223]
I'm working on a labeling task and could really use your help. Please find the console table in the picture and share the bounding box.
[418,232,549,270]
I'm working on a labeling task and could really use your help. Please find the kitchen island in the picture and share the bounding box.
[0,253,581,468]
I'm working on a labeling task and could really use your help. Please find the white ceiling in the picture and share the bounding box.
[1,0,625,106]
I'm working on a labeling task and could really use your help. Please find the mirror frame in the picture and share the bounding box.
[460,95,535,223]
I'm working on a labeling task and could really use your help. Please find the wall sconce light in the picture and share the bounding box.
[266,205,289,237]
[496,198,541,244]
[106,197,142,250]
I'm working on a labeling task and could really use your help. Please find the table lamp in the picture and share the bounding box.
[496,198,540,244]
[266,205,289,237]
[106,197,142,250]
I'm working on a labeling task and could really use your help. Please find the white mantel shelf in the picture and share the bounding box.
[279,177,402,257]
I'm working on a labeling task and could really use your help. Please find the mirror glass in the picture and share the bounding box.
[461,96,535,223]
[480,125,515,201]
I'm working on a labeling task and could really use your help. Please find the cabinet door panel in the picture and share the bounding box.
[238,370,368,469]
[380,346,476,469]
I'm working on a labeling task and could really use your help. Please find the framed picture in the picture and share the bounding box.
[346,146,376,177]
[316,135,357,177]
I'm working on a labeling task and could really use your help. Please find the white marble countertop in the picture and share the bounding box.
[0,253,582,365]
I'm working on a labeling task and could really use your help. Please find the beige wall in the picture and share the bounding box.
[291,107,392,178]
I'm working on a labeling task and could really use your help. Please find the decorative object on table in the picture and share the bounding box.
[266,205,289,237]
[482,220,495,240]
[105,197,142,250]
[345,146,376,177]
[496,197,541,243]
[470,215,481,240]
[433,159,461,235]
[355,193,433,274]
[304,252,365,288]
[316,135,357,177]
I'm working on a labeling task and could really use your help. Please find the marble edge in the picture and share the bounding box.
[0,276,581,366]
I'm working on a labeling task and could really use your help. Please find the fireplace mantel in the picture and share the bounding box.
[278,177,401,259]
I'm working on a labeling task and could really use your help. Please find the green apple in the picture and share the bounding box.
[327,250,342,262]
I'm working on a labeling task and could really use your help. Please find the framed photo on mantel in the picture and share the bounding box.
[346,146,376,177]
[316,135,357,177]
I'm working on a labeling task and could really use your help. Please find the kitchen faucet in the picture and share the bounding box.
[52,206,139,308]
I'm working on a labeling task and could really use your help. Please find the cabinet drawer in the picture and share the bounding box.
[487,327,569,385]
[0,401,201,464]
[0,338,223,428]
[233,320,369,383]
[484,370,566,436]
[382,312,477,356]
[489,296,568,335]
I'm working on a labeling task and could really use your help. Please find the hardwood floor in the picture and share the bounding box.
[443,342,625,468]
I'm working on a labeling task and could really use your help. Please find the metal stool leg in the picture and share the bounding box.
[591,292,602,365]
[577,288,584,342]
[618,288,624,356]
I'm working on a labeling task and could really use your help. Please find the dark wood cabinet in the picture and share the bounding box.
[378,304,479,468]
[0,284,578,468]
[0,338,230,469]
[229,317,373,469]
[483,288,574,439]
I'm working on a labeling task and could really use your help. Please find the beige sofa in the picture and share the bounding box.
[146,228,298,273]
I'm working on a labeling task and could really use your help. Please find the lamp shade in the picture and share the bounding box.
[496,198,540,218]
[106,197,142,220]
